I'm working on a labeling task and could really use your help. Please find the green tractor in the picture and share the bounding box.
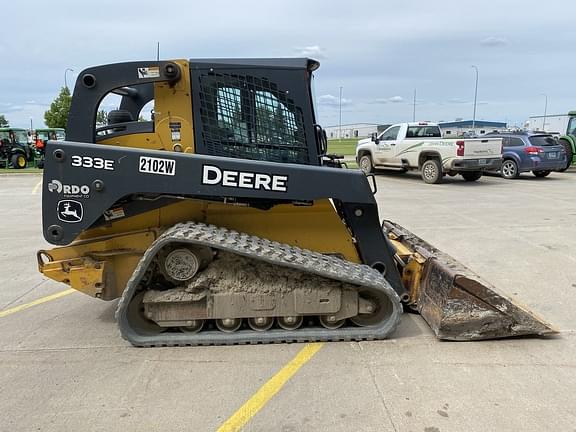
[558,112,576,171]
[34,128,65,143]
[0,128,35,169]
[530,111,576,171]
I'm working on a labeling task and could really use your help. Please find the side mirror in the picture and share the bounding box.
[314,124,327,155]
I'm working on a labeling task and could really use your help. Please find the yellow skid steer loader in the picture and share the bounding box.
[37,59,556,346]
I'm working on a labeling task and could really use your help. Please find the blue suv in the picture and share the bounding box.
[485,132,566,179]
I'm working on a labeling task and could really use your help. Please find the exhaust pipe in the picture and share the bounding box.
[383,220,558,341]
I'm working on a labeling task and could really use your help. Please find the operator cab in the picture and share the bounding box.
[69,59,327,166]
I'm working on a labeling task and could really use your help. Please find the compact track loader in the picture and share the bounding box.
[38,59,556,346]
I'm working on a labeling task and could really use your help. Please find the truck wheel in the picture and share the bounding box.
[557,140,573,172]
[359,154,374,174]
[500,159,519,179]
[11,154,27,169]
[461,171,482,182]
[421,159,443,184]
[532,170,551,178]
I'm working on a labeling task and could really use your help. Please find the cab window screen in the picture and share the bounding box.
[198,72,309,163]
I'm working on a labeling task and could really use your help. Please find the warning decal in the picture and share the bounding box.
[138,67,160,79]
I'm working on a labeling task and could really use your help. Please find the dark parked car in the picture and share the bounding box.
[484,132,566,179]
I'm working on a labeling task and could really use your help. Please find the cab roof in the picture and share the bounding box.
[188,58,320,72]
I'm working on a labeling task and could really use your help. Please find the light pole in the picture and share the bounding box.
[64,68,74,90]
[413,89,417,122]
[339,86,343,141]
[540,93,548,131]
[471,65,479,131]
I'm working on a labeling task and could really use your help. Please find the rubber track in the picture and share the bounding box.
[115,222,402,347]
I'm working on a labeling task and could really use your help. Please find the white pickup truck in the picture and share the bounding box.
[355,122,502,183]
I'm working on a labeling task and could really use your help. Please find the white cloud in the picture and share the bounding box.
[318,94,352,107]
[294,45,326,59]
[447,98,469,104]
[368,96,404,104]
[480,36,508,47]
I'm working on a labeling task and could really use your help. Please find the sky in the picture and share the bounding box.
[1,0,575,129]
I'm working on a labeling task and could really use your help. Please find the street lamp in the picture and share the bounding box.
[339,86,343,141]
[64,68,74,90]
[413,88,417,122]
[471,65,479,131]
[540,93,548,131]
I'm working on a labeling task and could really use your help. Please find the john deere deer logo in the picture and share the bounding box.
[57,200,83,223]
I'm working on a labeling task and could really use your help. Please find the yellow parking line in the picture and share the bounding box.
[32,179,42,195]
[0,289,75,318]
[217,342,324,432]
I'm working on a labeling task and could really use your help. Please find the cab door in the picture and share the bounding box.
[374,125,401,164]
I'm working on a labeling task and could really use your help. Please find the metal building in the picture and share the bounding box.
[324,123,389,139]
[438,120,507,137]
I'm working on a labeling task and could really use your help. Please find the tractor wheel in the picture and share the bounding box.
[557,140,573,172]
[11,154,27,169]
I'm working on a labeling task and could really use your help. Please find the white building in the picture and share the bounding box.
[438,120,507,137]
[324,123,388,139]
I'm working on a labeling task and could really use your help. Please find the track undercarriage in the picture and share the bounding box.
[116,222,403,347]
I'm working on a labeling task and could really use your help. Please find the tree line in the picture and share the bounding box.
[1,87,111,130]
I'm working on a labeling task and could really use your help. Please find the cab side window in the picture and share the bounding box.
[379,126,400,141]
[567,118,576,136]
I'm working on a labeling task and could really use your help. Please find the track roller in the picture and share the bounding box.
[216,318,242,332]
[277,316,304,330]
[319,315,345,329]
[247,317,274,331]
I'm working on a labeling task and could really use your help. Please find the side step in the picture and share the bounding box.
[383,220,558,341]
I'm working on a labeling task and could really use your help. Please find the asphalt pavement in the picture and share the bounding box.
[1,171,575,432]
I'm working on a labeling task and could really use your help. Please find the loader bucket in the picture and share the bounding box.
[383,220,558,341]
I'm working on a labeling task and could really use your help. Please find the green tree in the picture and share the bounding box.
[0,114,8,127]
[96,110,108,126]
[44,87,72,128]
